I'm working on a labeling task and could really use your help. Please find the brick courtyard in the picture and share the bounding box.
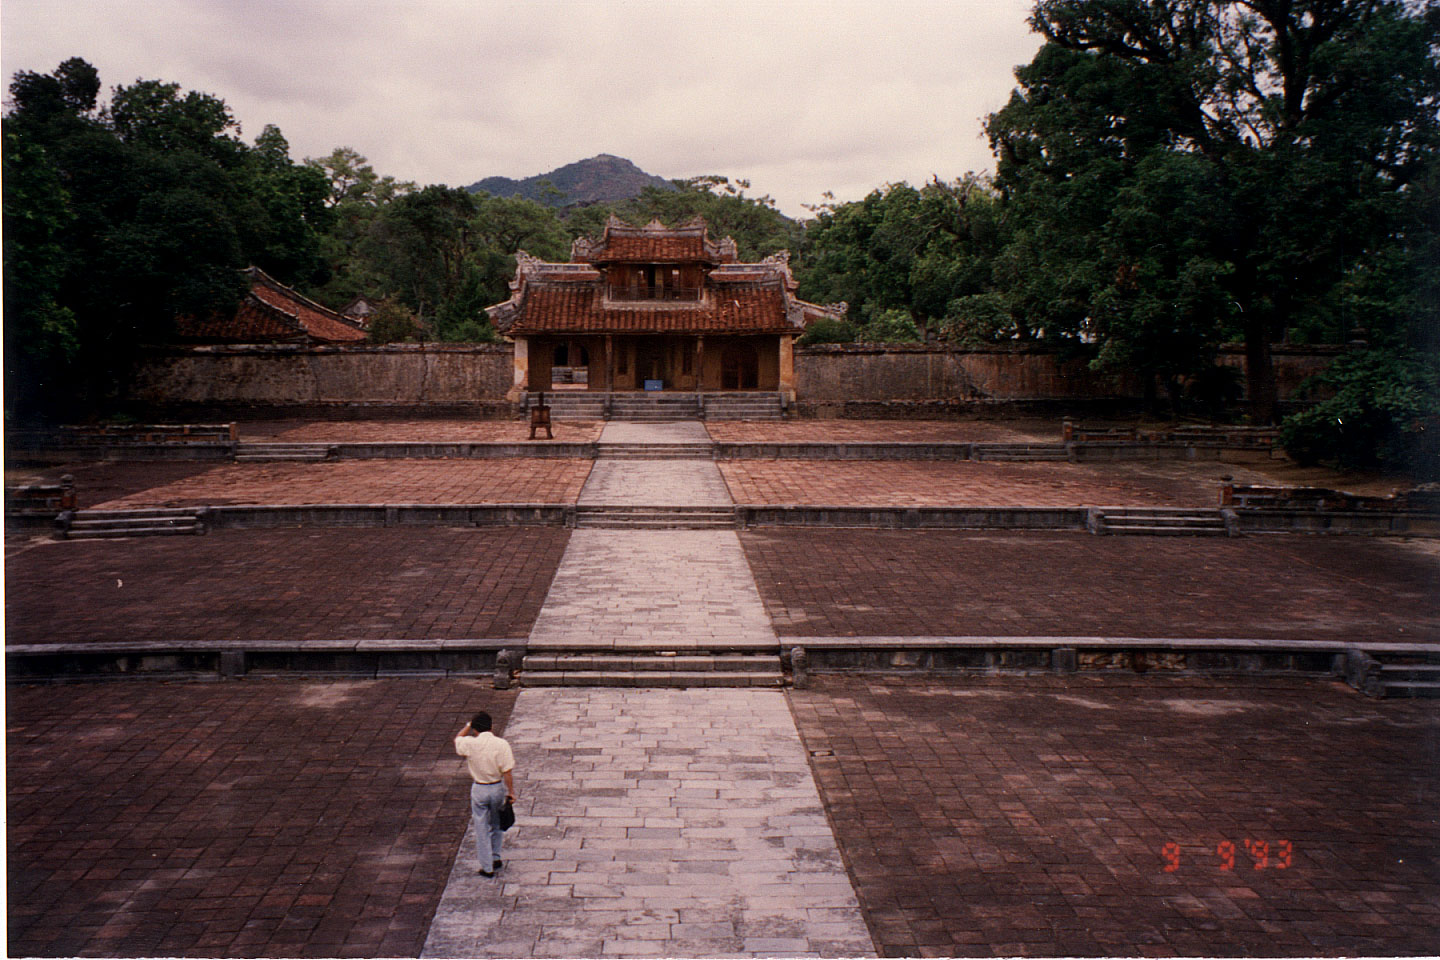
[8,676,1437,957]
[5,528,568,645]
[741,529,1440,642]
[241,420,605,443]
[790,674,1440,957]
[704,420,1059,442]
[719,460,1271,508]
[7,679,516,958]
[85,460,593,509]
[6,420,1438,958]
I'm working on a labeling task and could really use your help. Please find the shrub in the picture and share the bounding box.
[1279,347,1439,476]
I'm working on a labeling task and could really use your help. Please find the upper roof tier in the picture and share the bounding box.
[570,215,739,264]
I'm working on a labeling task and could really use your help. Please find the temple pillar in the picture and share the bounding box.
[604,335,613,392]
[507,337,529,402]
[695,336,706,392]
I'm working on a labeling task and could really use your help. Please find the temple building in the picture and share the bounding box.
[486,216,845,402]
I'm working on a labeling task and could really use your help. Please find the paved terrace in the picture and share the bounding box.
[10,458,1287,512]
[8,418,1438,959]
[7,530,1438,648]
[8,676,1438,957]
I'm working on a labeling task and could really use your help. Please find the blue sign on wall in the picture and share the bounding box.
[644,379,664,391]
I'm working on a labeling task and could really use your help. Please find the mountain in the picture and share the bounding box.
[466,154,676,208]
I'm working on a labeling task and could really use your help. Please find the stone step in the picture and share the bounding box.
[1103,515,1227,527]
[67,509,205,539]
[524,654,781,672]
[521,670,784,688]
[236,443,330,462]
[1102,525,1228,536]
[1378,681,1440,698]
[597,444,714,460]
[67,524,202,540]
[1378,663,1440,682]
[574,518,737,529]
[973,445,1068,461]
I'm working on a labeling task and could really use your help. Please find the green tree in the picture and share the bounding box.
[800,177,1004,342]
[3,132,80,415]
[4,58,343,409]
[988,0,1440,421]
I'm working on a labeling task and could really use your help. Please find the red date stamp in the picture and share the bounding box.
[1162,839,1293,872]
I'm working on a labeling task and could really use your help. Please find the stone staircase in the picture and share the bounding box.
[65,507,205,539]
[519,650,785,687]
[236,442,331,462]
[1090,506,1230,536]
[572,505,737,529]
[972,443,1069,462]
[528,392,606,421]
[701,392,785,421]
[608,393,702,421]
[1347,649,1440,698]
[596,442,714,460]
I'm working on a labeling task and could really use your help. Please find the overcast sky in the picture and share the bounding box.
[2,0,1045,217]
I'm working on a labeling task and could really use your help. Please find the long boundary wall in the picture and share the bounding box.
[130,341,1343,413]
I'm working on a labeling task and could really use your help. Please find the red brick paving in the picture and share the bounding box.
[242,419,604,442]
[742,529,1440,642]
[720,460,1268,508]
[788,674,1440,957]
[89,460,593,509]
[705,420,1059,442]
[6,678,515,958]
[5,528,567,645]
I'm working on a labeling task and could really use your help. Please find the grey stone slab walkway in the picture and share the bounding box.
[422,688,876,958]
[578,461,734,506]
[526,530,776,650]
[599,422,712,443]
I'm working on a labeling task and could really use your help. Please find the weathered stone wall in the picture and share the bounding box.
[131,341,1344,412]
[795,344,1134,402]
[132,344,513,404]
[795,343,1343,403]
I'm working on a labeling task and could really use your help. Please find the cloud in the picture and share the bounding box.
[2,0,1043,216]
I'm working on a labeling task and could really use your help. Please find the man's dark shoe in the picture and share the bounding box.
[477,867,494,878]
[494,860,503,870]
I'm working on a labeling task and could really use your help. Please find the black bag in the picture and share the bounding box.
[498,799,515,831]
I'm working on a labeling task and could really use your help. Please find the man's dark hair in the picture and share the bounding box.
[470,711,493,732]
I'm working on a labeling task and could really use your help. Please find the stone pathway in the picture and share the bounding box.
[422,689,875,958]
[423,428,875,957]
[526,530,775,651]
[599,422,712,444]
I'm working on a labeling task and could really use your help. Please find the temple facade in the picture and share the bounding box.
[486,216,845,401]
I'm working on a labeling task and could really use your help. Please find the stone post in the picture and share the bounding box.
[507,338,529,402]
[790,646,809,689]
[494,649,516,690]
[778,335,796,404]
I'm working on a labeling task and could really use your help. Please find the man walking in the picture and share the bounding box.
[454,711,517,877]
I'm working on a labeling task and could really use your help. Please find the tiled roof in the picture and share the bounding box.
[571,216,738,264]
[175,268,367,343]
[505,282,795,335]
[489,223,847,336]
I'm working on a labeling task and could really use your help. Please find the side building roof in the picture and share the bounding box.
[175,267,368,344]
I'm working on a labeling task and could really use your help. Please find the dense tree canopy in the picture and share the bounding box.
[3,58,330,413]
[984,0,1439,420]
